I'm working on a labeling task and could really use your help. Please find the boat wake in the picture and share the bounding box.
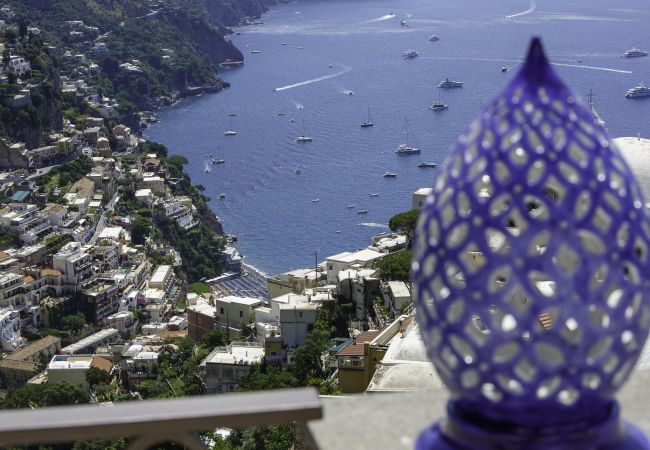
[358,222,389,228]
[275,65,352,92]
[419,56,631,74]
[364,13,396,23]
[505,0,536,19]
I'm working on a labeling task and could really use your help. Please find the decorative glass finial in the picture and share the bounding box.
[413,37,650,449]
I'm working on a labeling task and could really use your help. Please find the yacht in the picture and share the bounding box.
[402,49,418,59]
[395,116,421,155]
[624,48,648,58]
[418,161,437,168]
[357,209,368,214]
[429,100,448,111]
[438,78,463,88]
[212,158,225,165]
[625,84,650,98]
[224,114,237,135]
[361,107,374,128]
[429,35,440,41]
[383,172,397,178]
[296,118,312,142]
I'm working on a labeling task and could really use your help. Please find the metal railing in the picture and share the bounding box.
[0,387,321,450]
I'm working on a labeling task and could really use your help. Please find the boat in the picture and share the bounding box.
[296,118,313,142]
[329,64,333,68]
[625,83,650,98]
[357,210,368,214]
[395,116,421,155]
[289,118,296,123]
[278,112,286,116]
[624,48,648,58]
[346,204,355,209]
[587,89,606,127]
[343,90,354,95]
[429,35,440,41]
[429,96,448,111]
[250,50,261,54]
[400,20,408,27]
[402,49,418,59]
[361,107,374,128]
[281,43,287,46]
[369,193,380,197]
[501,66,508,72]
[383,172,397,178]
[418,161,437,168]
[312,198,320,203]
[204,168,209,173]
[219,193,226,199]
[438,78,463,88]
[295,167,302,175]
[212,158,225,165]
[224,114,237,136]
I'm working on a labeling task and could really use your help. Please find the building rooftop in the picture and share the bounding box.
[327,248,383,264]
[98,227,123,240]
[60,328,118,354]
[150,265,171,285]
[48,355,94,370]
[202,343,264,366]
[336,330,381,357]
[217,296,262,306]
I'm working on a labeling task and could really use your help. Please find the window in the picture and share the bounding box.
[307,323,314,332]
[220,307,224,314]
[239,311,243,318]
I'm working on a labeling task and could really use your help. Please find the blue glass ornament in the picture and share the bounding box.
[413,37,650,450]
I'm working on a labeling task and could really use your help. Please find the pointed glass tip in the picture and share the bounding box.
[518,37,557,87]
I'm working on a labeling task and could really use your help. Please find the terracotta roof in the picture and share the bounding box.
[90,356,113,373]
[336,330,381,357]
[9,336,61,361]
[0,359,38,371]
[22,275,34,284]
[41,268,62,277]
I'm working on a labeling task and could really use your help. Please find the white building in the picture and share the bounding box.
[163,200,194,229]
[280,302,319,348]
[53,242,92,287]
[105,311,135,337]
[200,342,265,393]
[135,189,153,207]
[7,56,31,76]
[412,187,433,210]
[47,354,112,387]
[148,265,174,293]
[325,248,384,285]
[0,308,22,351]
[215,296,263,331]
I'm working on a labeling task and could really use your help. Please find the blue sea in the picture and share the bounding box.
[144,0,650,275]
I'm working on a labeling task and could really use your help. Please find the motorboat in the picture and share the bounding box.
[438,78,463,88]
[346,205,355,209]
[296,136,313,142]
[400,20,408,27]
[204,168,210,173]
[396,144,420,155]
[402,49,418,59]
[250,50,261,54]
[429,101,448,111]
[343,90,354,95]
[418,161,437,168]
[212,159,225,165]
[369,193,380,197]
[219,193,226,199]
[383,172,397,178]
[429,35,440,41]
[312,198,320,203]
[624,48,648,58]
[357,210,368,214]
[625,83,650,98]
[295,167,302,174]
[501,66,508,72]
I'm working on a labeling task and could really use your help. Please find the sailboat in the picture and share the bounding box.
[395,116,421,155]
[296,118,312,143]
[224,114,237,136]
[587,89,606,128]
[429,92,448,111]
[211,145,225,165]
[361,107,374,128]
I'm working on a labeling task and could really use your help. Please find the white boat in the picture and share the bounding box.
[343,90,354,95]
[346,204,355,209]
[625,83,650,98]
[296,118,312,142]
[402,49,418,59]
[395,116,421,155]
[312,198,320,203]
[369,193,380,197]
[587,89,606,127]
[624,48,648,58]
[357,209,368,214]
[383,172,397,178]
[438,78,463,88]
[501,66,508,72]
[295,167,302,174]
[429,100,448,111]
[418,161,437,168]
[361,107,373,128]
[219,193,226,199]
[429,35,440,41]
[400,20,408,27]
[224,114,237,135]
[212,158,225,165]
[250,50,261,54]
[204,168,209,173]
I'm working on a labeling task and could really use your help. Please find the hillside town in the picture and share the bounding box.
[0,4,438,425]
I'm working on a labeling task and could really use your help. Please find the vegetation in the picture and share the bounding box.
[0,382,90,409]
[0,229,20,249]
[388,209,419,247]
[376,250,413,285]
[189,282,211,295]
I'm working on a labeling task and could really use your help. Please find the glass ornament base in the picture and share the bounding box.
[416,401,649,450]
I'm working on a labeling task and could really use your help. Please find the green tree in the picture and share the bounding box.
[388,209,420,248]
[86,366,110,389]
[1,382,90,409]
[131,215,152,245]
[61,313,87,332]
[201,329,226,349]
[238,362,298,392]
[376,250,413,284]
